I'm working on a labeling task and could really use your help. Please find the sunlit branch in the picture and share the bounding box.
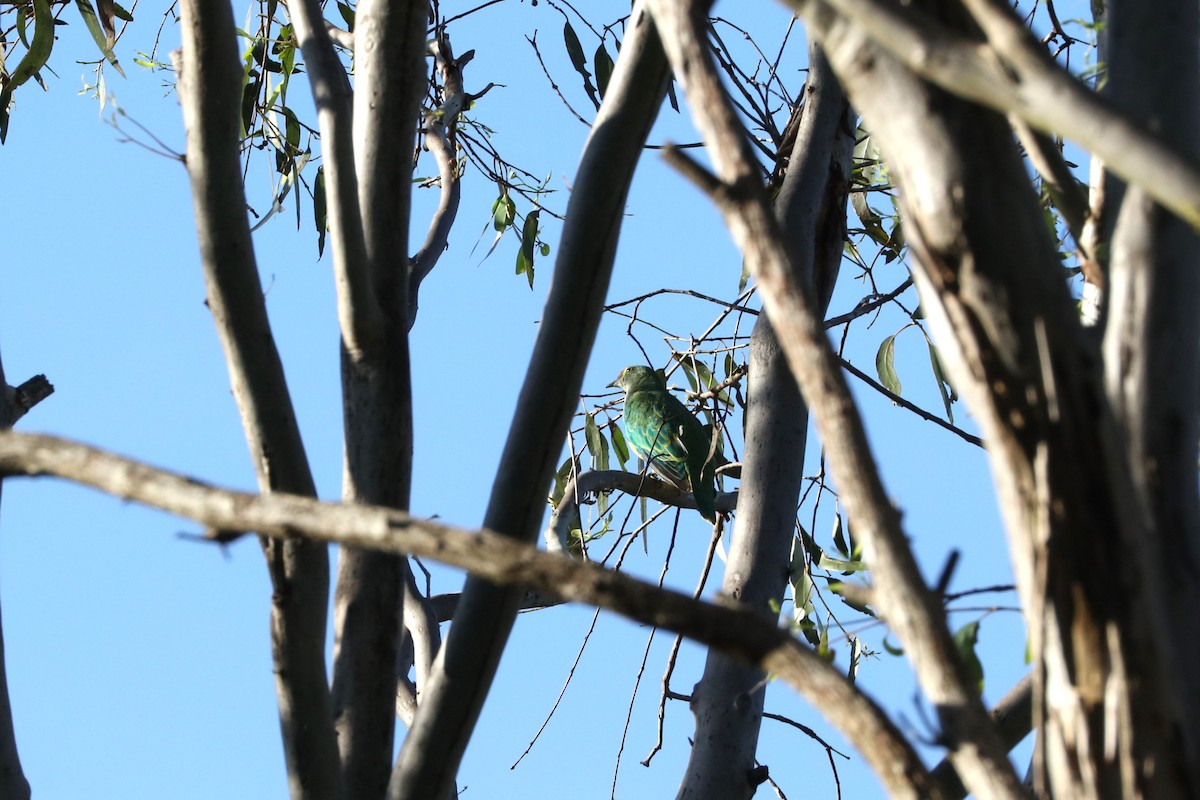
[0,428,939,798]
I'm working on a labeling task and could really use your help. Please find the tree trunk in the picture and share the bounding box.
[809,1,1200,795]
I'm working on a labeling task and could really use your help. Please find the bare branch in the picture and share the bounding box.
[930,674,1034,800]
[0,429,941,800]
[389,7,673,797]
[676,45,853,800]
[838,357,983,447]
[175,4,338,798]
[290,0,381,360]
[0,375,52,429]
[646,1,1023,796]
[787,0,1200,227]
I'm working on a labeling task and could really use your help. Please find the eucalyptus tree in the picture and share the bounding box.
[1,1,1196,799]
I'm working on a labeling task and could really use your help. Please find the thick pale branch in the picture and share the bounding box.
[0,429,940,800]
[176,3,338,798]
[290,0,381,359]
[788,0,1200,227]
[333,2,427,796]
[388,6,673,798]
[646,1,1023,797]
[930,674,1034,800]
[677,47,852,800]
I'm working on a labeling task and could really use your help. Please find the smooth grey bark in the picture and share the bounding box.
[1101,0,1200,768]
[649,1,1023,796]
[675,45,852,800]
[0,428,944,799]
[387,5,671,798]
[805,2,1199,796]
[328,2,427,797]
[176,4,339,798]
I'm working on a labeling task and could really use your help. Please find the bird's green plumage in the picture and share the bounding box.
[609,365,723,523]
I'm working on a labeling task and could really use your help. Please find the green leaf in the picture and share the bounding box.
[610,424,629,467]
[563,20,588,75]
[284,107,301,152]
[882,635,904,656]
[594,43,614,99]
[16,5,30,48]
[816,554,868,574]
[954,620,985,694]
[788,535,814,627]
[852,121,886,185]
[110,2,133,22]
[563,20,599,108]
[927,342,957,422]
[832,512,848,556]
[875,334,902,395]
[76,0,126,77]
[1,0,55,143]
[336,1,355,30]
[828,581,876,616]
[584,414,603,462]
[550,454,581,507]
[313,166,327,257]
[515,208,539,289]
[492,193,516,232]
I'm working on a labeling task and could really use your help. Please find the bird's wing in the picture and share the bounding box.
[625,390,692,488]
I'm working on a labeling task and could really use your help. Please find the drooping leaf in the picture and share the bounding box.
[313,166,327,257]
[16,4,30,48]
[515,208,539,289]
[875,334,902,395]
[852,192,890,246]
[584,414,603,462]
[550,454,581,507]
[76,0,126,77]
[852,121,886,185]
[828,581,876,616]
[788,535,814,627]
[954,620,985,694]
[0,0,55,143]
[562,20,599,108]
[832,512,848,556]
[927,341,958,423]
[492,193,516,231]
[336,1,355,30]
[593,43,614,99]
[610,423,629,467]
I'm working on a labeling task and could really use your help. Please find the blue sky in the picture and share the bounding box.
[0,1,1085,797]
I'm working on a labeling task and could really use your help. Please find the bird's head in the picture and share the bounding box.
[608,365,664,393]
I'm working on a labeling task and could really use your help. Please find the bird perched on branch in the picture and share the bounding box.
[609,365,727,523]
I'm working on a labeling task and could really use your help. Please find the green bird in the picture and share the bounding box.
[609,365,725,523]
